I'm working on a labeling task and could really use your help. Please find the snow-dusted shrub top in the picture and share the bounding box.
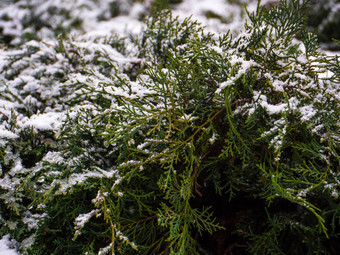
[0,0,144,45]
[0,0,339,254]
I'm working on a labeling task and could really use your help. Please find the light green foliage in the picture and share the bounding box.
[0,0,339,254]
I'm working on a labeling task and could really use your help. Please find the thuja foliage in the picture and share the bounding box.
[0,0,144,45]
[0,0,339,254]
[306,0,340,50]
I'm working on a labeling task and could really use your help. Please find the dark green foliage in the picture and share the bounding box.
[0,0,339,254]
[306,0,340,50]
[27,186,108,255]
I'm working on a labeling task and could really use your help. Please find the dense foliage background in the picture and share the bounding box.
[0,0,339,254]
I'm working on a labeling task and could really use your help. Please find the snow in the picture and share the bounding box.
[299,105,317,121]
[0,129,18,139]
[74,209,100,237]
[173,0,257,35]
[22,212,47,231]
[0,235,20,255]
[42,151,64,164]
[19,112,65,131]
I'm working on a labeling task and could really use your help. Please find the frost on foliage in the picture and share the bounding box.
[73,209,100,239]
[213,2,339,166]
[22,211,46,231]
[0,4,141,252]
[0,0,143,45]
[94,229,137,255]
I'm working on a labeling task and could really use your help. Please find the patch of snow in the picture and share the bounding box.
[19,112,65,131]
[0,235,20,255]
[74,209,100,238]
[43,151,64,164]
[0,129,18,139]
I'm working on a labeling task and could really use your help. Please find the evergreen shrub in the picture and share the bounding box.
[306,0,340,50]
[0,0,339,254]
[0,0,141,46]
